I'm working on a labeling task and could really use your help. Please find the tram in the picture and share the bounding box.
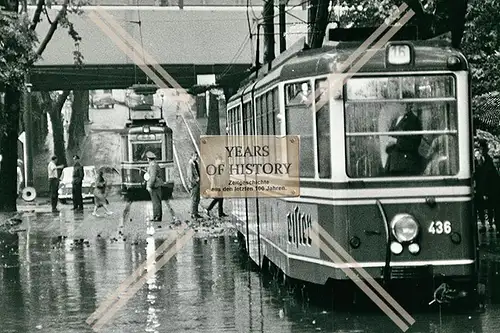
[120,84,174,199]
[226,27,477,303]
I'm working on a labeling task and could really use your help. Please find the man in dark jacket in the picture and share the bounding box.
[492,154,500,236]
[72,155,84,212]
[474,140,498,232]
[385,106,423,176]
[187,151,202,219]
[146,151,163,221]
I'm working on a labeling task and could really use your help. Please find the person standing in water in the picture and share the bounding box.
[92,170,113,217]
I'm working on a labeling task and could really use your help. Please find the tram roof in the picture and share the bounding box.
[126,123,172,133]
[229,39,468,104]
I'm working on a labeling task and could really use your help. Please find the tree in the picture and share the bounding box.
[0,0,84,212]
[82,90,90,123]
[41,91,70,166]
[461,0,500,97]
[0,4,38,212]
[67,89,86,151]
[338,0,468,48]
[206,91,221,136]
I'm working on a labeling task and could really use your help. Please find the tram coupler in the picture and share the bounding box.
[428,282,468,306]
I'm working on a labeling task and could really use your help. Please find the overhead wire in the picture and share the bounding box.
[215,0,311,80]
[136,0,147,84]
[219,22,256,78]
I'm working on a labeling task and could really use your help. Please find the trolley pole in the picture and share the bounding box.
[263,0,275,65]
[23,73,34,188]
[279,0,286,53]
[255,23,262,75]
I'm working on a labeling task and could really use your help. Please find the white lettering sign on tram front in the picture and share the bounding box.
[200,135,300,198]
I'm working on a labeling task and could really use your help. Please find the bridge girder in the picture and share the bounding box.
[31,63,251,91]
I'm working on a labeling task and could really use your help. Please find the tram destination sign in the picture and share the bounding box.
[200,135,300,198]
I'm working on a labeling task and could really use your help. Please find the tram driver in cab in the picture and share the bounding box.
[384,104,423,176]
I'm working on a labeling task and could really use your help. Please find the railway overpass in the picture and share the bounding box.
[31,5,308,91]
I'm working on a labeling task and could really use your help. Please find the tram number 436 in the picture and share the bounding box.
[428,221,452,234]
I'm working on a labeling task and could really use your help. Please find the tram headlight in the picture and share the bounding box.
[390,213,419,243]
[408,243,420,255]
[390,242,403,255]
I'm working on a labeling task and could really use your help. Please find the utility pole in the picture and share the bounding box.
[308,0,319,45]
[279,0,286,53]
[309,0,331,49]
[23,73,34,188]
[263,0,275,65]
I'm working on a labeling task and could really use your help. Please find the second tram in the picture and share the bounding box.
[120,84,175,200]
[226,27,478,303]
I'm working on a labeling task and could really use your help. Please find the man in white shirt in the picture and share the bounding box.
[48,155,64,213]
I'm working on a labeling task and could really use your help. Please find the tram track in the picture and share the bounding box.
[164,97,202,195]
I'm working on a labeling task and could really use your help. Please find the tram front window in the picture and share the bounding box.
[132,142,162,161]
[344,75,459,178]
[127,93,154,108]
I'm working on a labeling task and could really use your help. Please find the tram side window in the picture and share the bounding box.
[315,79,331,178]
[267,89,276,135]
[256,96,262,135]
[344,75,459,178]
[285,81,314,178]
[273,88,280,136]
[237,105,242,136]
[243,102,250,135]
[132,142,163,162]
[261,95,268,135]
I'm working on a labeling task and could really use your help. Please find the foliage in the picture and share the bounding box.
[338,0,401,27]
[338,0,500,98]
[338,0,462,41]
[473,92,500,135]
[0,12,38,88]
[0,0,87,91]
[461,0,500,96]
[0,0,87,212]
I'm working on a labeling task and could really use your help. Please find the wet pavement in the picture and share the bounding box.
[4,98,500,332]
[2,195,500,333]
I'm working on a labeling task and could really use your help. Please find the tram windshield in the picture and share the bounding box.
[345,75,459,178]
[127,92,154,109]
[131,142,162,161]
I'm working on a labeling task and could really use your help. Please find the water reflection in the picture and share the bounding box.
[3,219,500,332]
[145,236,160,333]
[1,232,26,333]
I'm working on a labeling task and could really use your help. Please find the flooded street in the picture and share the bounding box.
[3,101,500,333]
[3,210,500,333]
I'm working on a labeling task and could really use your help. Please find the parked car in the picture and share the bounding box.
[58,165,97,204]
[90,89,115,109]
